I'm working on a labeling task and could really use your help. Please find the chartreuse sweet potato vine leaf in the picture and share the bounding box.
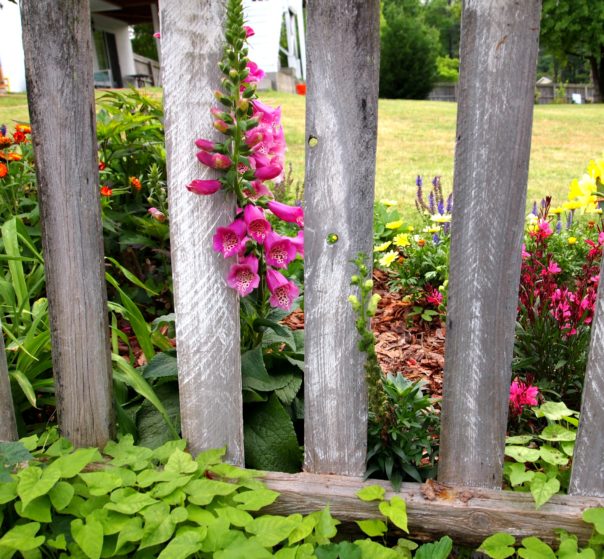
[583,508,604,535]
[478,533,516,559]
[356,485,385,502]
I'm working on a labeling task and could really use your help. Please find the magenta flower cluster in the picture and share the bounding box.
[186,23,303,311]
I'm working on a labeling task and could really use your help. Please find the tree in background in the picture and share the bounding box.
[540,0,604,101]
[379,0,441,99]
[131,23,159,62]
[423,0,461,59]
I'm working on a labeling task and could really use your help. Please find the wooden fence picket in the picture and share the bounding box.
[569,255,604,497]
[20,0,114,448]
[160,0,244,464]
[303,0,381,476]
[438,0,542,488]
[0,318,17,442]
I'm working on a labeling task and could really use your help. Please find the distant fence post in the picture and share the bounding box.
[438,0,542,488]
[569,256,604,497]
[304,0,381,476]
[160,0,244,465]
[0,319,17,441]
[20,0,114,448]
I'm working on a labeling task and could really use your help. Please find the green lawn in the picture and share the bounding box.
[2,89,603,217]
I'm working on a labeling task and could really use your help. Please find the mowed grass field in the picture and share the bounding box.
[2,89,603,217]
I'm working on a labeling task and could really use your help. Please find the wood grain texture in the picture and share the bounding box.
[569,255,604,496]
[262,472,604,546]
[0,318,17,441]
[20,0,114,447]
[438,0,542,488]
[303,0,381,476]
[160,0,244,465]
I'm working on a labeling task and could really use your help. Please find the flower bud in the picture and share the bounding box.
[350,275,360,285]
[363,279,373,291]
[348,295,361,312]
[229,68,238,79]
[367,294,381,317]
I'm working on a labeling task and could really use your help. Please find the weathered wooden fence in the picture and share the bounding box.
[1,0,603,546]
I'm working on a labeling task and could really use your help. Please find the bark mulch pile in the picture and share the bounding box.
[282,269,446,401]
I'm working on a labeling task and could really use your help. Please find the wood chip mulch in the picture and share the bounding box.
[282,269,446,401]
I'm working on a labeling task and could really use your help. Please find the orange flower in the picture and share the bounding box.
[129,176,142,190]
[0,137,11,148]
[15,124,31,134]
[100,185,112,197]
[0,152,22,162]
[12,131,26,144]
[0,162,8,178]
[98,161,106,171]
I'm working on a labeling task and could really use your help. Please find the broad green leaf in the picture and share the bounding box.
[143,352,178,380]
[539,445,569,466]
[71,518,104,559]
[0,522,44,551]
[288,514,317,544]
[214,539,273,559]
[137,469,179,488]
[0,441,33,467]
[583,508,604,535]
[139,502,176,549]
[233,488,280,511]
[535,402,578,421]
[414,536,453,559]
[79,471,124,496]
[356,519,388,537]
[209,462,259,480]
[505,435,534,445]
[16,496,52,522]
[186,504,216,526]
[215,506,253,527]
[157,530,204,559]
[478,533,516,559]
[185,478,239,506]
[356,485,385,502]
[46,447,102,479]
[540,424,576,442]
[242,347,294,392]
[195,447,227,471]
[115,517,144,553]
[0,480,17,504]
[247,514,300,547]
[47,534,67,550]
[379,496,408,532]
[530,473,560,509]
[506,463,535,487]
[561,441,575,457]
[354,538,400,559]
[518,537,556,559]
[104,488,157,514]
[152,439,188,463]
[244,395,302,472]
[103,434,153,470]
[310,506,340,540]
[504,446,540,463]
[136,383,181,449]
[151,475,193,498]
[165,449,199,474]
[17,465,60,508]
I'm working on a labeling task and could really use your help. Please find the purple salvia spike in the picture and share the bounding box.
[433,234,440,245]
[556,217,562,233]
[429,192,435,214]
[416,175,423,187]
[437,200,445,215]
[446,193,453,213]
[531,201,538,216]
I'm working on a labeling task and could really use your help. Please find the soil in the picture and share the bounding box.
[282,268,446,400]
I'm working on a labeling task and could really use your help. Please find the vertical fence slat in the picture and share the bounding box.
[438,0,542,488]
[304,0,380,476]
[20,0,114,447]
[569,256,604,496]
[0,318,18,441]
[160,0,244,464]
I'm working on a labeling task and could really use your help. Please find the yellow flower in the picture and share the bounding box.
[550,207,564,215]
[393,233,410,247]
[374,241,392,252]
[567,237,577,245]
[423,226,440,234]
[407,225,414,232]
[587,158,604,182]
[380,199,398,207]
[563,199,587,211]
[430,214,452,223]
[385,220,403,230]
[378,250,398,268]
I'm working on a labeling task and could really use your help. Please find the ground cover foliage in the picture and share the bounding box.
[2,0,604,552]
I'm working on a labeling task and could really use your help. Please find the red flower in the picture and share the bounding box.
[130,176,142,190]
[12,131,26,144]
[98,161,106,171]
[0,162,7,178]
[100,185,112,197]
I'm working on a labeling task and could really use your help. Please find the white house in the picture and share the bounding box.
[0,0,160,93]
[243,0,306,85]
